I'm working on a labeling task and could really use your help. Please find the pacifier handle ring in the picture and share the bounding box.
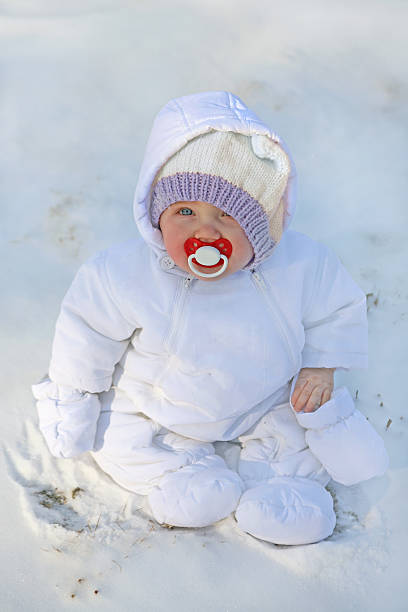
[187,254,228,278]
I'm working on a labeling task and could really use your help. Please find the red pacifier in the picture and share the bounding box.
[184,238,233,278]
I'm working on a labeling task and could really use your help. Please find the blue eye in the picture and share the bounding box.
[179,207,193,216]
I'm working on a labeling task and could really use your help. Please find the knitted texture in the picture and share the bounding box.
[152,173,273,266]
[151,130,291,267]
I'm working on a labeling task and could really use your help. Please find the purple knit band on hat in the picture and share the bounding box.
[151,172,275,267]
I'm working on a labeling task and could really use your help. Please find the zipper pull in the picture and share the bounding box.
[251,269,264,288]
[184,276,193,288]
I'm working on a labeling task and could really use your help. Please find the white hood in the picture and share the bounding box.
[133,91,296,260]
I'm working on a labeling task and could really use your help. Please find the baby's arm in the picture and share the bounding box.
[33,250,138,458]
[48,251,136,391]
[291,367,334,413]
[301,243,368,372]
[288,244,388,484]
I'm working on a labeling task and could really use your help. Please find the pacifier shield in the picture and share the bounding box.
[195,246,220,266]
[184,238,232,268]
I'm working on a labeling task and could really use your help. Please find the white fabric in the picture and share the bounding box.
[235,477,336,545]
[238,402,330,489]
[43,230,368,451]
[90,395,328,495]
[148,455,244,527]
[32,378,100,458]
[289,379,389,486]
[91,390,216,495]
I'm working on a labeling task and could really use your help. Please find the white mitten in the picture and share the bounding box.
[291,385,388,486]
[32,378,101,458]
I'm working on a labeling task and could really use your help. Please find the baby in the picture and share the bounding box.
[33,91,388,545]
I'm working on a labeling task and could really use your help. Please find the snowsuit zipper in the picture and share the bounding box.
[164,275,193,354]
[251,269,298,371]
[153,275,193,388]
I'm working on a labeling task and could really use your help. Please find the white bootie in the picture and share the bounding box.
[235,476,336,545]
[148,455,244,527]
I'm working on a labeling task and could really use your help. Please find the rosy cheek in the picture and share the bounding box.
[165,234,187,264]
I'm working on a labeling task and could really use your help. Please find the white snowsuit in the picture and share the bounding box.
[33,91,388,545]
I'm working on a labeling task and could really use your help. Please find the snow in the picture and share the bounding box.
[1,0,407,609]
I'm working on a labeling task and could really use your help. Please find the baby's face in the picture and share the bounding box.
[159,201,254,281]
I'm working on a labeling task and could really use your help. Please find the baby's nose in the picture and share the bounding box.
[194,224,221,242]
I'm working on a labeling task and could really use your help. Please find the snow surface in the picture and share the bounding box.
[1,0,407,610]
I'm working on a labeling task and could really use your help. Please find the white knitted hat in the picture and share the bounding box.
[151,130,291,267]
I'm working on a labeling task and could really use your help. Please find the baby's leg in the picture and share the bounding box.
[235,403,336,545]
[91,391,243,527]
